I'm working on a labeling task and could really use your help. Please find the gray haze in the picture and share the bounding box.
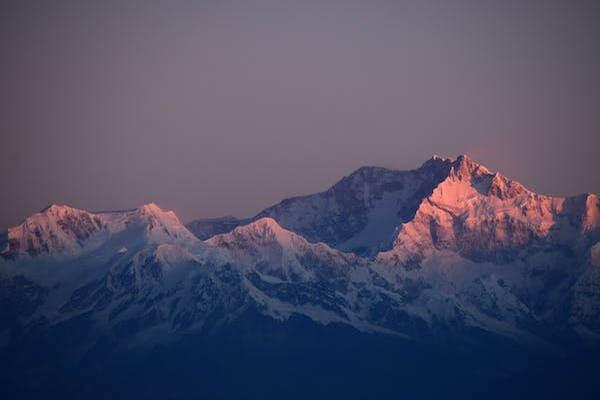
[1,0,599,229]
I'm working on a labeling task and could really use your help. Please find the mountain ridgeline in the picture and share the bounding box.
[1,155,599,399]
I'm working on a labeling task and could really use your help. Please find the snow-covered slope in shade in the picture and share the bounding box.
[189,157,455,256]
[186,216,251,240]
[256,159,456,257]
[49,241,245,342]
[0,203,233,346]
[206,217,364,280]
[190,154,596,262]
[205,218,390,331]
[205,217,550,340]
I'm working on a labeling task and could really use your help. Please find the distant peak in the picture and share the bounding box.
[454,154,478,167]
[419,154,453,171]
[5,203,103,258]
[232,217,300,243]
[235,217,287,237]
[138,202,169,215]
[449,154,491,179]
[40,203,75,214]
[348,165,393,177]
[333,166,400,188]
[136,203,185,226]
[206,217,297,247]
[140,202,161,210]
[430,154,452,162]
[251,217,284,231]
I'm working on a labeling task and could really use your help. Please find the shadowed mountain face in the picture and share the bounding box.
[1,155,599,399]
[189,157,454,256]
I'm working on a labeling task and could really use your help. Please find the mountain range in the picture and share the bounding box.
[1,154,599,399]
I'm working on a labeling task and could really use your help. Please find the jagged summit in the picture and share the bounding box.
[340,153,486,185]
[206,217,360,285]
[343,165,398,180]
[241,216,287,234]
[223,217,288,242]
[350,154,486,176]
[377,158,595,267]
[136,202,185,227]
[2,202,196,258]
[430,154,450,161]
[1,204,104,258]
[420,154,496,177]
[132,203,197,244]
[207,217,305,249]
[420,154,496,181]
[449,154,491,178]
[40,203,76,214]
[419,154,454,168]
[419,154,530,200]
[188,154,538,256]
[138,202,167,214]
[251,161,451,256]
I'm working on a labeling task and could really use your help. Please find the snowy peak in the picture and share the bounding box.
[449,154,491,179]
[238,217,288,236]
[207,217,359,282]
[40,203,77,214]
[1,202,198,259]
[377,157,597,266]
[137,202,173,218]
[1,204,105,258]
[252,159,453,256]
[192,154,534,258]
[2,154,600,350]
[339,166,402,187]
[206,217,355,262]
[486,173,528,199]
[207,217,305,249]
[436,154,530,200]
[132,202,198,244]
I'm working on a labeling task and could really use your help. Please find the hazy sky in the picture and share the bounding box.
[1,0,599,228]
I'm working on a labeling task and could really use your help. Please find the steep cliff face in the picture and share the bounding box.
[254,159,454,257]
[187,157,454,256]
[377,155,599,266]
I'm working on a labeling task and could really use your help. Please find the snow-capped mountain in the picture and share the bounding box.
[378,155,599,266]
[1,155,599,355]
[1,202,198,260]
[205,218,393,332]
[196,155,597,343]
[188,157,453,256]
[1,204,106,258]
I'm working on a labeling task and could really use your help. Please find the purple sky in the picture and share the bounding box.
[1,0,599,229]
